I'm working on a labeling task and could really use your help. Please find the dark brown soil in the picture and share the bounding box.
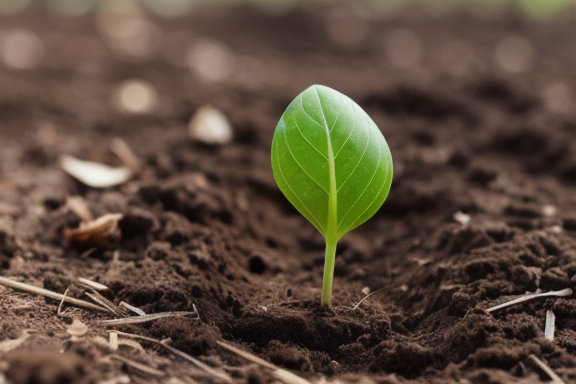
[2,4,576,384]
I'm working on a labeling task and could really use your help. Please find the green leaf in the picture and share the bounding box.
[271,84,393,242]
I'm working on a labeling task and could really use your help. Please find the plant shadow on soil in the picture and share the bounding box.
[1,4,576,384]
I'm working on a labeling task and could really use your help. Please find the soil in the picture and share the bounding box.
[1,4,576,384]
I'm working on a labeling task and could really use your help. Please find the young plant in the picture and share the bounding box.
[271,85,393,308]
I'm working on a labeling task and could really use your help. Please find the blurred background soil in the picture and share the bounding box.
[1,1,576,383]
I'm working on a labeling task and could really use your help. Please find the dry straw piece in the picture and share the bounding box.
[486,288,572,313]
[0,276,108,312]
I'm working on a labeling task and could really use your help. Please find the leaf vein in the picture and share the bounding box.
[336,128,381,232]
[283,128,329,194]
[276,136,327,234]
[293,118,328,160]
[336,107,370,192]
[334,99,358,160]
[343,138,388,234]
[329,94,344,133]
[299,95,324,128]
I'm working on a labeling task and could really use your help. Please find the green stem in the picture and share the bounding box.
[316,86,339,308]
[321,236,338,308]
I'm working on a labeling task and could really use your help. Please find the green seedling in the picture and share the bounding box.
[271,85,393,308]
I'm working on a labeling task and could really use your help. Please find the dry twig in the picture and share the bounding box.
[86,291,130,318]
[217,341,312,384]
[98,311,198,325]
[119,301,146,316]
[528,354,565,384]
[57,287,71,316]
[0,276,108,312]
[109,355,164,377]
[78,277,108,291]
[486,288,572,313]
[352,286,387,310]
[108,331,231,383]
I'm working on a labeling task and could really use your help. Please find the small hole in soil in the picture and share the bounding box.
[249,255,267,274]
[265,237,278,248]
[43,197,64,210]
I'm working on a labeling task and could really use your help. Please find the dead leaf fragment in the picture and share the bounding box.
[64,213,123,249]
[60,154,132,188]
[188,105,233,145]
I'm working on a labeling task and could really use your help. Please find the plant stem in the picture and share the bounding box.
[316,86,339,308]
[321,236,337,308]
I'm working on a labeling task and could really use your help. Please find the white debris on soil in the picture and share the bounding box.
[60,154,133,188]
[188,105,233,145]
[109,331,118,351]
[542,205,557,217]
[453,211,471,225]
[545,309,555,341]
[115,79,158,114]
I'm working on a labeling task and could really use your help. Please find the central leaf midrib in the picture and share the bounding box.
[314,88,338,241]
